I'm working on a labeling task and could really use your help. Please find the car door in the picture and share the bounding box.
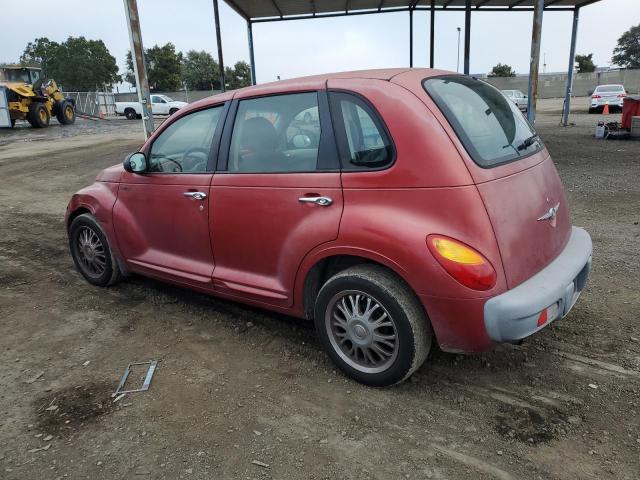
[210,90,343,307]
[150,95,167,115]
[113,103,227,287]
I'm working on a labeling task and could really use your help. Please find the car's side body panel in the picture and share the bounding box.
[210,172,344,307]
[112,172,215,287]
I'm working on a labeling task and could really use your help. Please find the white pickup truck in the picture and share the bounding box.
[115,94,188,120]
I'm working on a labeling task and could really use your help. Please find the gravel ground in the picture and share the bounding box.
[0,106,638,480]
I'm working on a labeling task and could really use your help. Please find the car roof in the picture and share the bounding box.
[595,84,624,88]
[187,68,451,110]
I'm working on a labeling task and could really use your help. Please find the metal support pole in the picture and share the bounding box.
[123,0,154,139]
[429,0,435,68]
[527,0,544,124]
[463,0,471,74]
[247,20,256,85]
[213,0,226,92]
[562,7,580,126]
[409,8,414,67]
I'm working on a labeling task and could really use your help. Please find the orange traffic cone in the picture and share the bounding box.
[602,102,610,115]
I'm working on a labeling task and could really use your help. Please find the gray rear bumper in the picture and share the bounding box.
[484,227,592,343]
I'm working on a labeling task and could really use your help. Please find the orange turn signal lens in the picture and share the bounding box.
[427,235,497,291]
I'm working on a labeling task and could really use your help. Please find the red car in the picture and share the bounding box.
[66,69,592,386]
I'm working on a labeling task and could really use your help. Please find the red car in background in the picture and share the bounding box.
[66,69,592,386]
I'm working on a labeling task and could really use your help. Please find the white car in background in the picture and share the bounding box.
[115,94,188,120]
[589,84,626,113]
[501,89,528,112]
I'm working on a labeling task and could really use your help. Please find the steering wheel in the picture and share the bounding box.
[159,157,183,173]
[180,147,209,172]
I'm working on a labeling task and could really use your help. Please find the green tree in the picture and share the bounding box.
[20,37,60,75]
[181,50,219,90]
[575,53,596,73]
[20,36,119,90]
[612,24,640,68]
[224,61,252,90]
[488,63,516,78]
[125,43,183,91]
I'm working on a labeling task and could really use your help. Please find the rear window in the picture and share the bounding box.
[424,76,542,168]
[595,85,624,93]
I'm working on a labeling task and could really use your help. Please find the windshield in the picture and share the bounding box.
[161,95,174,102]
[424,76,542,168]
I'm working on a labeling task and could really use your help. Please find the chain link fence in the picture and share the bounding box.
[65,91,116,118]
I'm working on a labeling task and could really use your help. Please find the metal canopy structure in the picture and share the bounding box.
[212,0,601,125]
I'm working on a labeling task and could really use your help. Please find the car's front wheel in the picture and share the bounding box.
[314,265,432,386]
[69,213,122,287]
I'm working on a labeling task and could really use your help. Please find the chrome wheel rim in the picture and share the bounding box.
[76,226,106,278]
[325,290,399,374]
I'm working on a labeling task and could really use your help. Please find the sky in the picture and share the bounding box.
[0,0,638,89]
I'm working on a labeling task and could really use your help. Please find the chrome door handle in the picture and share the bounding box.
[184,191,207,200]
[298,196,333,206]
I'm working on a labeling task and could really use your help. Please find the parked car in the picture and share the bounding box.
[115,94,188,120]
[66,69,592,386]
[589,84,626,113]
[501,89,528,112]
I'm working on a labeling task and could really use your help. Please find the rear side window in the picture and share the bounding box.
[329,92,394,170]
[424,76,542,168]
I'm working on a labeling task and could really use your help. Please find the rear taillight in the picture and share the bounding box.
[427,235,497,291]
[592,94,601,99]
[617,93,626,98]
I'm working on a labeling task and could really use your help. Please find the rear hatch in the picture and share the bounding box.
[424,75,571,289]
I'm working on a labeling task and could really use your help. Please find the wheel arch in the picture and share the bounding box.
[298,249,421,321]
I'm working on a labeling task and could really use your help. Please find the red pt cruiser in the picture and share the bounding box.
[66,69,592,386]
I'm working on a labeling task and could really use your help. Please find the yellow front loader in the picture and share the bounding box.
[0,66,75,128]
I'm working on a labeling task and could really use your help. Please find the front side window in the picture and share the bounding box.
[151,95,166,104]
[149,106,222,173]
[330,92,393,170]
[228,92,321,173]
[424,76,542,168]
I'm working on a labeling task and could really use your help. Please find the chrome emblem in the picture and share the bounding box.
[537,202,560,227]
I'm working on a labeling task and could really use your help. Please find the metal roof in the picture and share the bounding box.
[224,0,600,21]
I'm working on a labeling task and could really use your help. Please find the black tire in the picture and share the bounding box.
[169,108,179,115]
[314,265,432,386]
[55,100,76,125]
[124,108,136,120]
[27,102,50,128]
[69,213,122,287]
[588,108,595,114]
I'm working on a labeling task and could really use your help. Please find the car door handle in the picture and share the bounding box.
[184,191,207,200]
[298,196,333,206]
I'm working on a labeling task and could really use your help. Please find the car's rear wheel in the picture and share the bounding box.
[169,108,179,115]
[124,108,136,120]
[314,265,432,386]
[69,213,122,287]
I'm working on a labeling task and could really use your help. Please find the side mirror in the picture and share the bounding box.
[292,133,311,148]
[123,152,148,173]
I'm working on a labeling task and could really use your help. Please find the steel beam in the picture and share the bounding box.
[409,8,414,67]
[123,0,154,139]
[527,0,544,123]
[562,7,580,126]
[247,21,256,85]
[463,0,471,74]
[429,0,435,68]
[213,0,226,92]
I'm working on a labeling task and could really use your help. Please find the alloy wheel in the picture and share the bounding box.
[76,226,106,278]
[325,290,399,374]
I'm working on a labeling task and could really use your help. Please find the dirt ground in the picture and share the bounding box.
[0,105,639,480]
